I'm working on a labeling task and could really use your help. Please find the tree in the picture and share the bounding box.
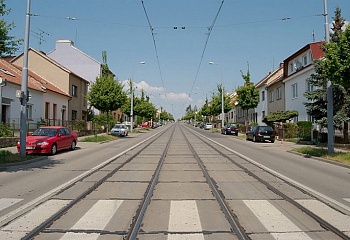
[304,8,350,142]
[236,64,259,131]
[0,0,22,56]
[210,84,232,122]
[262,110,299,126]
[200,97,212,122]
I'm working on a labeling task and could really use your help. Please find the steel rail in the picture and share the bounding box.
[21,125,173,240]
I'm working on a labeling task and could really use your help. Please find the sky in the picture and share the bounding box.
[5,0,350,120]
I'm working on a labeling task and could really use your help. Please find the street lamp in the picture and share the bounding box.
[209,61,225,128]
[131,61,145,133]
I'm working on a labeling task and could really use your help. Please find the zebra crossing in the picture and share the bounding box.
[0,198,349,239]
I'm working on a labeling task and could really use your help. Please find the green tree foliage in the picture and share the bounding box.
[0,0,22,56]
[200,97,212,122]
[262,110,299,125]
[236,65,259,129]
[210,84,232,119]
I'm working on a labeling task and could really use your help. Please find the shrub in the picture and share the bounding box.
[297,121,312,141]
[283,122,299,138]
[0,123,13,137]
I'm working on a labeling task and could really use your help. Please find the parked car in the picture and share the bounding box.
[140,122,150,128]
[110,124,128,137]
[204,123,213,130]
[17,126,78,155]
[221,124,239,136]
[246,125,276,143]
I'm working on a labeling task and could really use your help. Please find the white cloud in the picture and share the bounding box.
[160,92,192,103]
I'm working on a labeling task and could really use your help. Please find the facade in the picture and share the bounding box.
[0,59,70,129]
[282,41,323,122]
[47,40,102,114]
[12,48,89,121]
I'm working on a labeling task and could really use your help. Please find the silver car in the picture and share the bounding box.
[110,124,128,137]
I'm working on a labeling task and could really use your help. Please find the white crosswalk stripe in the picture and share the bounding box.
[243,200,313,240]
[296,199,350,232]
[168,200,204,240]
[0,198,22,212]
[60,200,123,239]
[344,198,350,203]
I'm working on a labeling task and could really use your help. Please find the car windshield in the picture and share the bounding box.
[32,128,58,136]
[113,125,124,129]
[259,126,273,131]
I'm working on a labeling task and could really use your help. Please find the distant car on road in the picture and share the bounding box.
[246,125,276,143]
[204,123,213,130]
[110,124,128,137]
[17,126,77,155]
[221,124,239,136]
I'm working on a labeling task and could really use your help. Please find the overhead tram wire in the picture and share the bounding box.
[183,0,225,116]
[140,0,168,103]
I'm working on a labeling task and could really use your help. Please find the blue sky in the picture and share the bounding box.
[5,0,350,119]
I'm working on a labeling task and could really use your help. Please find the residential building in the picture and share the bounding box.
[0,59,70,129]
[47,40,102,114]
[12,48,89,121]
[282,41,323,123]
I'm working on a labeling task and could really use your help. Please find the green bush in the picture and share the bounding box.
[0,123,13,137]
[283,122,299,139]
[297,121,312,141]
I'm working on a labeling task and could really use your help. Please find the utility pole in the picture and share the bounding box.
[324,0,334,154]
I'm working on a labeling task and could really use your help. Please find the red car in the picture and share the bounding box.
[17,126,78,155]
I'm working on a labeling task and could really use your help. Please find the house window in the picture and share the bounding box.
[261,90,265,101]
[307,82,314,92]
[262,111,265,118]
[45,102,50,119]
[269,90,274,102]
[303,55,308,65]
[290,63,294,73]
[276,87,282,100]
[72,85,78,97]
[72,110,77,120]
[292,83,298,98]
[27,104,33,120]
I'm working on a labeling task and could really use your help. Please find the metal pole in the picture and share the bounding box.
[209,62,225,128]
[131,61,145,133]
[324,0,334,154]
[20,0,31,159]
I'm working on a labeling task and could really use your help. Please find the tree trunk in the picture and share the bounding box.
[343,121,349,143]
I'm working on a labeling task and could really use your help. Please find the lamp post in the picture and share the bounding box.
[209,61,224,128]
[131,61,145,133]
[19,0,31,159]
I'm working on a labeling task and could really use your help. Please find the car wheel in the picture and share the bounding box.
[271,140,275,143]
[51,143,57,155]
[70,140,76,150]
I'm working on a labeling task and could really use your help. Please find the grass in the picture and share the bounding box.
[293,146,350,165]
[79,135,117,142]
[0,150,37,165]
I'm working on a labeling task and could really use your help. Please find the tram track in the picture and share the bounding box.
[1,123,349,239]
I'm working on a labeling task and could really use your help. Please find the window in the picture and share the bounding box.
[27,104,33,120]
[269,90,274,102]
[307,82,314,92]
[290,63,294,73]
[72,85,78,97]
[261,90,265,101]
[262,111,265,118]
[303,55,308,65]
[72,110,77,120]
[276,87,282,100]
[292,83,298,98]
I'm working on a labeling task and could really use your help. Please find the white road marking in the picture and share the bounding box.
[168,200,204,240]
[344,198,350,203]
[0,200,70,239]
[70,200,123,230]
[0,198,22,212]
[60,232,99,240]
[243,200,312,239]
[296,199,350,231]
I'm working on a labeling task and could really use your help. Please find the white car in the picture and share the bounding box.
[204,123,213,130]
[110,124,128,137]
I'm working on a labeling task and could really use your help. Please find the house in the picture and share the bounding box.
[255,63,284,125]
[0,59,71,129]
[11,48,89,121]
[47,40,102,114]
[282,41,324,122]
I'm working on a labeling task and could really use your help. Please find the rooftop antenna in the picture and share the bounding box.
[312,30,315,42]
[31,28,49,50]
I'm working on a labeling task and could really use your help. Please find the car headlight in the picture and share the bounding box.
[37,141,49,146]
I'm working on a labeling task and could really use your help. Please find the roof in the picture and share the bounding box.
[11,48,90,84]
[255,63,284,88]
[283,41,324,63]
[0,59,44,92]
[0,58,71,98]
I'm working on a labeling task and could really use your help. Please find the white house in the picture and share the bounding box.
[282,41,323,123]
